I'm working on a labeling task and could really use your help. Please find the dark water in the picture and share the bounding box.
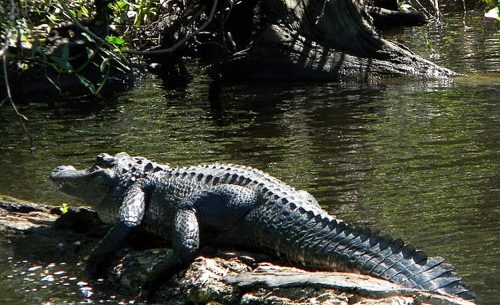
[1,11,499,305]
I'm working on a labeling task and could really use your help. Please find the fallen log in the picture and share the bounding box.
[216,0,455,81]
[217,24,453,81]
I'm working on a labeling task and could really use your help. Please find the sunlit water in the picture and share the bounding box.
[0,10,499,305]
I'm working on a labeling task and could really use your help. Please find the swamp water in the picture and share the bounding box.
[0,11,499,305]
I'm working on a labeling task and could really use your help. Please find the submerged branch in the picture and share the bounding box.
[367,5,427,27]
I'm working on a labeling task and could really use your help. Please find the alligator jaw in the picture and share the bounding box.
[50,166,88,187]
[49,164,113,205]
[51,165,78,178]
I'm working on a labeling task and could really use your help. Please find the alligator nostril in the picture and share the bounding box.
[53,165,75,172]
[50,165,77,180]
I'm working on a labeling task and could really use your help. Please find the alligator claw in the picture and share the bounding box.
[85,254,109,279]
[136,276,159,303]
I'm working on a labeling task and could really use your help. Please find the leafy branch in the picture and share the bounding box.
[1,0,32,146]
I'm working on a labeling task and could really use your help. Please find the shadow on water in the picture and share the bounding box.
[0,10,499,305]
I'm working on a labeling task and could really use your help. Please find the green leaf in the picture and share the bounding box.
[61,44,69,61]
[60,203,70,215]
[116,1,128,9]
[485,6,500,21]
[48,14,59,23]
[50,46,73,72]
[484,0,498,8]
[86,47,95,60]
[106,35,126,46]
[80,6,89,17]
[76,74,97,95]
[100,58,110,73]
[100,49,131,71]
[81,32,95,43]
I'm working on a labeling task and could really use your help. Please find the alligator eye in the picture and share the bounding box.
[96,153,115,167]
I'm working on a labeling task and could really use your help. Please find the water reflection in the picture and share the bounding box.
[0,229,132,305]
[388,11,500,74]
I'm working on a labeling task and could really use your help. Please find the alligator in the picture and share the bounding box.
[50,152,475,301]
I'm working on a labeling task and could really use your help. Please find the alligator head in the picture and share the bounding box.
[50,152,164,204]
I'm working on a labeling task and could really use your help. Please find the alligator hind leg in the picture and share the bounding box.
[194,184,260,228]
[139,184,258,301]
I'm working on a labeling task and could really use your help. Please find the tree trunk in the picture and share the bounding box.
[217,0,455,81]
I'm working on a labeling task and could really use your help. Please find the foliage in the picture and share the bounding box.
[108,0,162,32]
[484,0,498,7]
[3,0,494,99]
[484,1,500,21]
[0,0,164,97]
[1,1,94,49]
[60,202,70,215]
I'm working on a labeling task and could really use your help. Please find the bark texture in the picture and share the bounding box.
[218,0,454,81]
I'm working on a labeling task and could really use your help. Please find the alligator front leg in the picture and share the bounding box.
[139,206,200,301]
[87,181,147,278]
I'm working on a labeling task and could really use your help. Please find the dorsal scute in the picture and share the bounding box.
[352,226,372,242]
[390,238,405,251]
[314,214,323,223]
[358,226,376,240]
[413,249,428,262]
[304,210,315,220]
[401,244,417,259]
[169,163,306,205]
[377,235,394,250]
[349,226,363,239]
[335,221,347,233]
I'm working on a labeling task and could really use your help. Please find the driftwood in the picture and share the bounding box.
[0,195,476,305]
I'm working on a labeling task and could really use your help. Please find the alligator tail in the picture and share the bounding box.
[250,198,475,301]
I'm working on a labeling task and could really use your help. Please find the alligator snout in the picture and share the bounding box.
[50,165,77,180]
